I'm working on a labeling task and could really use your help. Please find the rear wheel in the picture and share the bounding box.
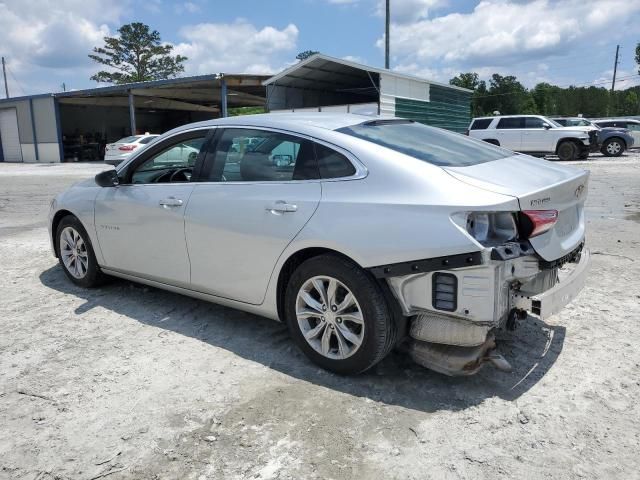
[557,141,578,161]
[284,254,396,374]
[55,215,105,287]
[601,138,624,157]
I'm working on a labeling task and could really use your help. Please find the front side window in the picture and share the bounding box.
[337,120,511,167]
[131,135,207,184]
[205,128,317,182]
[497,117,523,129]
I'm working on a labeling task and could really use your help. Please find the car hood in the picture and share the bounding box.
[551,126,595,133]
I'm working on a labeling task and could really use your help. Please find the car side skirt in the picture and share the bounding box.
[100,267,281,321]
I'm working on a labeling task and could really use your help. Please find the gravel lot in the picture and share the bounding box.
[1,152,639,480]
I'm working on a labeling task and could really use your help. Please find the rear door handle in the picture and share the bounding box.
[159,197,183,207]
[266,200,298,214]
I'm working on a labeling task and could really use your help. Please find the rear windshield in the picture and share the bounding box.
[116,136,140,143]
[336,120,510,167]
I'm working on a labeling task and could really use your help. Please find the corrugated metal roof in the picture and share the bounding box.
[263,54,473,93]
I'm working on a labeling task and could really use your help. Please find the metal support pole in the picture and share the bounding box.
[29,98,39,162]
[128,90,136,135]
[220,76,228,118]
[385,0,390,69]
[2,57,9,98]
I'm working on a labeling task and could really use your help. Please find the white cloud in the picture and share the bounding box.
[175,20,299,75]
[0,0,125,92]
[382,0,640,67]
[375,0,447,23]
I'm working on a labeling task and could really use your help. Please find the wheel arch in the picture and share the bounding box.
[51,209,77,258]
[604,136,627,149]
[274,246,407,339]
[555,137,583,153]
[275,247,361,322]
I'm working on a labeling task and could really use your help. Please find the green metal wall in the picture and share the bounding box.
[395,85,471,133]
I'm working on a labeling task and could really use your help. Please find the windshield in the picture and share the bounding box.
[336,120,511,167]
[563,118,594,128]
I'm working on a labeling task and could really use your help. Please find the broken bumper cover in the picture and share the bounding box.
[513,248,590,320]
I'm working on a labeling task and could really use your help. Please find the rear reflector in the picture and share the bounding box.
[432,272,457,312]
[522,210,558,238]
[118,145,137,151]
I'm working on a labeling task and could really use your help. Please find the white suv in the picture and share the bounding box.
[468,115,598,161]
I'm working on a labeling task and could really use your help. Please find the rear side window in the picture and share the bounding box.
[315,144,356,178]
[553,119,567,126]
[204,128,318,182]
[497,117,523,129]
[470,118,492,130]
[336,120,511,167]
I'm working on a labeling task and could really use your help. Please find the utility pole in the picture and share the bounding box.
[1,57,9,99]
[61,83,66,92]
[611,44,620,94]
[385,0,390,69]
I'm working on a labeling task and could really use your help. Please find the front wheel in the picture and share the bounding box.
[284,254,397,374]
[55,215,105,287]
[557,141,578,161]
[601,138,624,157]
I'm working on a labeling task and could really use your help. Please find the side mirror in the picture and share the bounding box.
[95,169,119,187]
[543,124,551,129]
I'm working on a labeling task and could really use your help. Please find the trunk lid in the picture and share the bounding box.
[444,155,589,261]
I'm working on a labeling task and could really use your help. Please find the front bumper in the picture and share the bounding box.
[513,248,590,319]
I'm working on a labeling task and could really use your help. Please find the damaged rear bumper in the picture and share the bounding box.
[513,248,590,319]
[380,246,590,375]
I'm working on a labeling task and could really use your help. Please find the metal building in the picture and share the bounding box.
[264,54,472,133]
[0,74,268,163]
[0,55,472,163]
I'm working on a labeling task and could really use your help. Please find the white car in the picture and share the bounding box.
[468,115,598,161]
[49,114,590,376]
[104,134,159,165]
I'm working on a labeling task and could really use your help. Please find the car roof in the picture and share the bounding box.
[471,114,545,120]
[165,112,383,137]
[592,118,639,122]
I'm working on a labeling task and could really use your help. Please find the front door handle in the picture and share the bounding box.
[159,197,183,207]
[266,200,298,214]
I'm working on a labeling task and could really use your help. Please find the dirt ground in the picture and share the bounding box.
[0,151,639,480]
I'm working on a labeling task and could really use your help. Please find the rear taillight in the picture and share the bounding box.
[118,145,137,151]
[521,210,558,238]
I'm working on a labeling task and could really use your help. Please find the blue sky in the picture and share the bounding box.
[1,0,639,95]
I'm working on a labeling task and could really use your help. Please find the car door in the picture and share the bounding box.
[625,120,640,144]
[521,116,551,152]
[185,127,322,304]
[494,117,523,151]
[94,128,213,287]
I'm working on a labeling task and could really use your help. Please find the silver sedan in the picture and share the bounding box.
[48,113,590,376]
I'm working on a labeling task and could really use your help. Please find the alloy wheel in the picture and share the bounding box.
[60,226,89,279]
[606,141,621,155]
[295,276,365,360]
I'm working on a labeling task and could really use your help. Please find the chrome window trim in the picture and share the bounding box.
[199,125,368,185]
[115,126,216,175]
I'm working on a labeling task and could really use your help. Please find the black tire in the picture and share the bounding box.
[601,138,625,157]
[578,151,589,160]
[284,254,397,375]
[557,141,578,161]
[55,215,106,288]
